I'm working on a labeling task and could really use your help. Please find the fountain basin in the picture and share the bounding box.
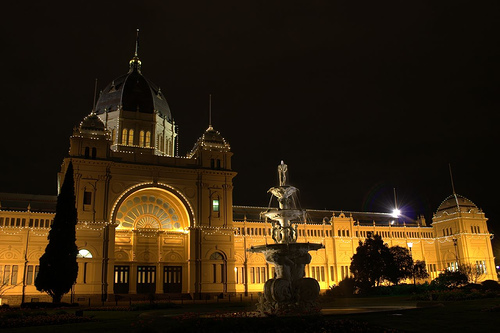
[248,242,324,313]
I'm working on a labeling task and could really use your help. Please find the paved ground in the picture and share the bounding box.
[321,304,416,315]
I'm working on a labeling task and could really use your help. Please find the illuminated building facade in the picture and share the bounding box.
[0,52,496,304]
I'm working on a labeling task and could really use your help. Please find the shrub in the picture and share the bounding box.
[481,280,500,290]
[431,270,468,289]
[324,278,357,298]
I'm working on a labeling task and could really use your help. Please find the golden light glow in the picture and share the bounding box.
[114,187,189,232]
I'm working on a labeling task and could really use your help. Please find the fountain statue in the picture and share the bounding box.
[249,161,324,314]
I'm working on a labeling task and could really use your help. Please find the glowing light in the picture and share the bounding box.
[391,208,401,218]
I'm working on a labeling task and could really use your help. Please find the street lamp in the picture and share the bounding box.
[391,188,401,220]
[407,242,413,256]
[391,208,401,218]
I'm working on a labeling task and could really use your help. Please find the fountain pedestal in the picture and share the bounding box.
[249,242,323,313]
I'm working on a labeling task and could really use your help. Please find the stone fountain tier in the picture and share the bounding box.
[262,208,303,221]
[249,242,324,313]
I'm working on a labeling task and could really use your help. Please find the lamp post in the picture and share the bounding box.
[452,238,459,270]
[407,242,414,285]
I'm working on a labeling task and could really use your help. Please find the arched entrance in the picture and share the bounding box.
[112,186,192,295]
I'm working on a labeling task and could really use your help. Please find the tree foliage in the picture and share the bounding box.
[35,162,78,303]
[350,234,430,289]
[350,234,391,288]
[385,246,413,285]
[412,260,430,284]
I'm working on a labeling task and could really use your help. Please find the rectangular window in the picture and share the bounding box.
[330,266,334,280]
[34,265,40,281]
[3,265,11,284]
[251,267,255,284]
[212,199,220,212]
[83,191,92,205]
[321,266,325,282]
[27,265,34,285]
[213,264,217,283]
[11,265,18,285]
[220,264,225,283]
[83,262,88,284]
[261,267,266,283]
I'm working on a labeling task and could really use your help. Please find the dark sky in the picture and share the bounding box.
[1,1,499,233]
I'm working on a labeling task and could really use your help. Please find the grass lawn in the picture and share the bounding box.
[1,296,499,332]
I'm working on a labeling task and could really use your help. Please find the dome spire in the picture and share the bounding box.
[129,28,141,73]
[208,94,212,129]
[134,28,139,57]
[92,78,98,113]
[449,163,460,210]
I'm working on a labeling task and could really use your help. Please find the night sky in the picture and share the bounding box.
[1,1,499,241]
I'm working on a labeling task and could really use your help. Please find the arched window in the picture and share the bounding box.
[210,252,224,260]
[210,252,226,284]
[77,249,93,258]
[145,131,151,147]
[128,129,134,146]
[139,130,145,147]
[84,147,90,158]
[122,129,128,144]
[77,249,92,285]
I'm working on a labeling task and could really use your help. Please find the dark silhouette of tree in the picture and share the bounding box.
[411,260,429,285]
[385,246,413,285]
[350,233,391,288]
[35,162,78,303]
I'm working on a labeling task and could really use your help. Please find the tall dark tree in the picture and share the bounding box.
[35,162,78,303]
[385,246,413,285]
[350,234,391,288]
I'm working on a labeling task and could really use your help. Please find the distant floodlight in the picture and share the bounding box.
[391,208,401,218]
[407,242,413,249]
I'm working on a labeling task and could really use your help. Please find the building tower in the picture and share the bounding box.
[432,194,496,280]
[63,45,236,300]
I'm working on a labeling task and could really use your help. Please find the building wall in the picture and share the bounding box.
[0,204,497,304]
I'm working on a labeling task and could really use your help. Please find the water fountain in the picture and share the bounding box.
[249,161,324,314]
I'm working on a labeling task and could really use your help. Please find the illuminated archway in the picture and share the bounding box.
[114,187,191,231]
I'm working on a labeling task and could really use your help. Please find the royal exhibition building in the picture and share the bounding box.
[0,51,497,305]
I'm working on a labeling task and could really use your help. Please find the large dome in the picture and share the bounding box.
[436,194,478,214]
[94,57,173,121]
